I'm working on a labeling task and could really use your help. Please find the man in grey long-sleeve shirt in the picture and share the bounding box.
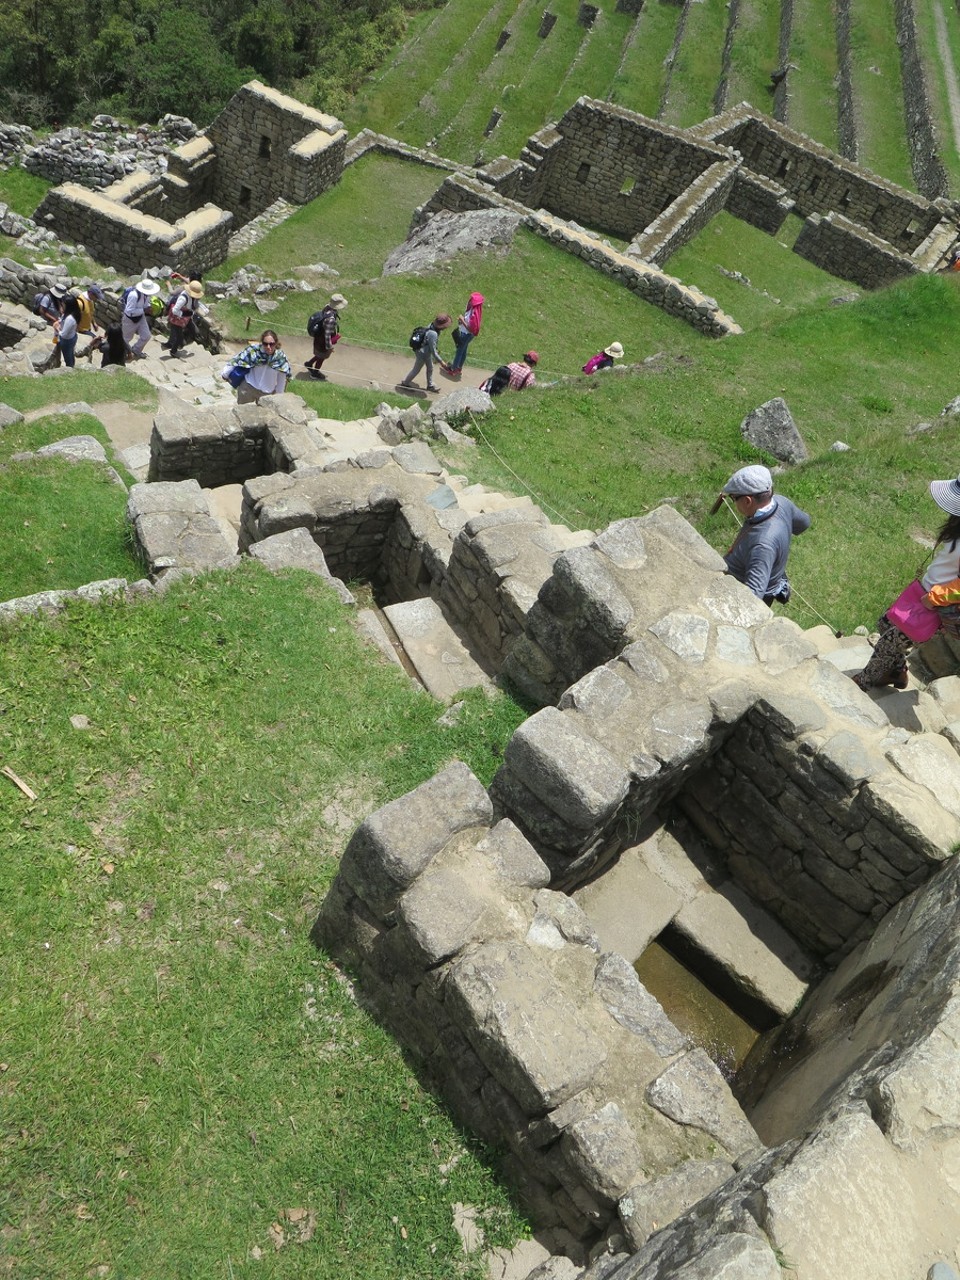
[400,314,451,393]
[720,464,811,604]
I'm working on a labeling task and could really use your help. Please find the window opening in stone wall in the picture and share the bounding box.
[776,157,792,178]
[839,187,852,208]
[239,185,252,207]
[620,176,637,195]
[576,162,591,183]
[259,135,272,159]
[808,175,820,197]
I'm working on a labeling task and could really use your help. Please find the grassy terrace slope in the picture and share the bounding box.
[346,0,960,197]
[1,570,528,1279]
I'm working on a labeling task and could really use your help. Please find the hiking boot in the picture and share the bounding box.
[399,381,416,389]
[309,370,327,381]
[426,384,440,392]
[888,667,909,690]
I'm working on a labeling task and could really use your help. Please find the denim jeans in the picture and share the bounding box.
[58,336,77,368]
[450,326,474,371]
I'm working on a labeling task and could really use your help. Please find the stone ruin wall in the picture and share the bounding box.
[53,392,960,1272]
[472,96,960,292]
[30,81,346,276]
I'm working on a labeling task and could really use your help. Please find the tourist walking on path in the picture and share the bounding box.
[444,291,484,377]
[225,330,292,404]
[305,293,347,381]
[53,294,81,368]
[75,283,105,358]
[718,464,810,604]
[400,314,451,393]
[122,278,160,358]
[852,475,960,691]
[162,280,207,358]
[582,341,624,374]
[35,283,65,327]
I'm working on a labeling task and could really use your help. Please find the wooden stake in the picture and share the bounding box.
[1,765,36,801]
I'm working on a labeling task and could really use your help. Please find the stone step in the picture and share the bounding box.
[382,597,494,702]
[575,822,817,1024]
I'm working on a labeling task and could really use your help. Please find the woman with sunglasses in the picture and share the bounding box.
[226,330,292,404]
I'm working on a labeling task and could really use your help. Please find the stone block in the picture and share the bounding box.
[618,1159,735,1250]
[561,1102,645,1204]
[593,951,689,1056]
[646,1049,760,1159]
[339,762,493,916]
[446,939,607,1113]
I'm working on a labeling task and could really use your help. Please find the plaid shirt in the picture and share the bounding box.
[506,361,536,390]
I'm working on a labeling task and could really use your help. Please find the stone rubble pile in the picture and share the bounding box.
[21,113,196,190]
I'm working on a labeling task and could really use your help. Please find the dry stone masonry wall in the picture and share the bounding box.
[32,82,346,276]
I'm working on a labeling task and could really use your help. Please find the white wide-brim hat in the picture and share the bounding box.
[604,341,624,358]
[136,279,161,296]
[930,475,960,516]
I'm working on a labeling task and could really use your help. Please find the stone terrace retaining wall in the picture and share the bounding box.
[33,183,233,276]
[628,158,739,266]
[893,0,949,198]
[418,173,742,337]
[314,762,760,1248]
[793,211,920,287]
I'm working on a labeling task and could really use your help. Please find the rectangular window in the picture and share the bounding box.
[259,135,272,159]
[576,162,590,183]
[239,185,252,207]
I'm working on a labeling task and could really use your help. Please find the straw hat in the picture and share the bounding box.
[329,293,348,310]
[186,280,204,299]
[604,341,624,359]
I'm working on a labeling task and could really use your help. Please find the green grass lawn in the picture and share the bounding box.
[608,0,682,117]
[0,409,143,600]
[0,566,529,1279]
[660,0,730,126]
[847,0,914,186]
[725,0,782,112]
[785,0,840,147]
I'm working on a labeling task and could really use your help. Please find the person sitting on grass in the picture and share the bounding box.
[582,341,624,375]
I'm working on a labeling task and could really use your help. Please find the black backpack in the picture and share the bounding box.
[483,365,512,396]
[307,310,326,337]
[409,325,428,351]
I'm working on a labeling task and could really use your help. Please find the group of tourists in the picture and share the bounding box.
[33,274,208,367]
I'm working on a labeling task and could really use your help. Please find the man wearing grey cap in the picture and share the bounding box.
[718,464,811,604]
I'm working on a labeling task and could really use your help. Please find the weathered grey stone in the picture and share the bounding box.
[339,762,493,915]
[618,1159,735,1250]
[886,734,960,819]
[528,888,600,952]
[392,440,443,474]
[762,1108,925,1278]
[446,939,607,1112]
[647,702,713,769]
[593,952,689,1056]
[640,504,727,573]
[561,1103,645,1204]
[874,1028,960,1151]
[559,666,633,717]
[398,865,500,964]
[247,527,356,604]
[697,577,771,627]
[477,819,552,889]
[619,641,670,684]
[649,612,710,663]
[752,690,827,736]
[714,625,756,666]
[496,707,631,831]
[740,396,808,463]
[656,1232,781,1279]
[430,387,493,419]
[592,518,647,570]
[550,546,635,647]
[646,1050,759,1158]
[751,616,818,673]
[0,402,25,429]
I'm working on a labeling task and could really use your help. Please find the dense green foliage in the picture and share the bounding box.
[0,0,438,125]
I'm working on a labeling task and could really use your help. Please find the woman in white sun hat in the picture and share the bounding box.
[582,341,624,375]
[852,474,960,691]
[122,277,161,359]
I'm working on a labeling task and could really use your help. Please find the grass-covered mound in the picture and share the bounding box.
[0,565,529,1278]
